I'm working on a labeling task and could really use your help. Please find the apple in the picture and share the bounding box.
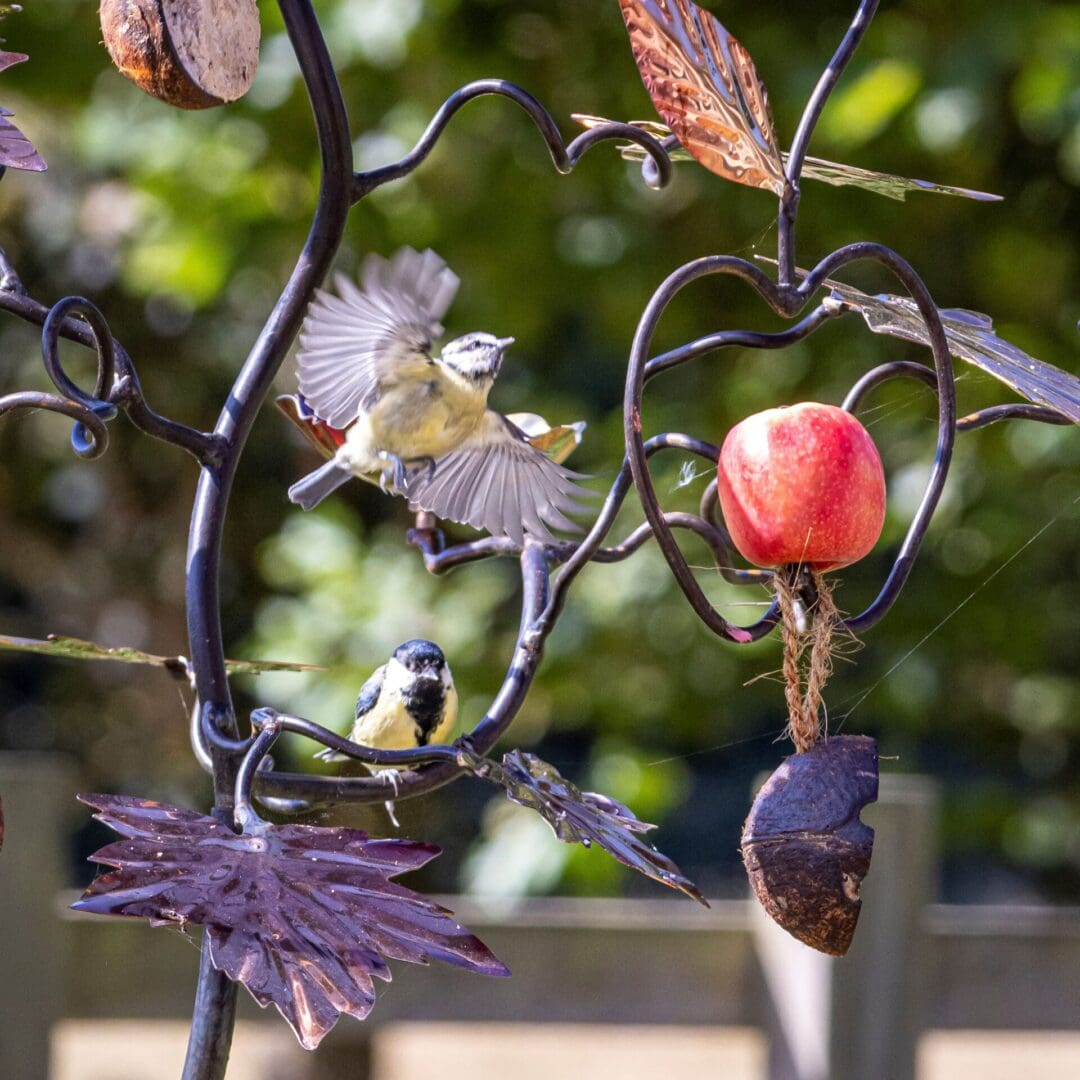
[716,402,886,571]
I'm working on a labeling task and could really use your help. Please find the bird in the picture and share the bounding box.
[286,246,592,544]
[315,639,458,824]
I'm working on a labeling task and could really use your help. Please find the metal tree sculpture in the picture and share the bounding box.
[1,1,1078,1076]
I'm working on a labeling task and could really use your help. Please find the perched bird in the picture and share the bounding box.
[286,246,591,544]
[316,638,458,763]
[315,639,458,826]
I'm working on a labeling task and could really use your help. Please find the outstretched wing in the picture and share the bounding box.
[405,412,593,545]
[297,247,461,429]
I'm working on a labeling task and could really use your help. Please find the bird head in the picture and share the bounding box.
[391,639,451,685]
[437,332,514,387]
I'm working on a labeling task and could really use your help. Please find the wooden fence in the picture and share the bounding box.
[1,754,1077,1079]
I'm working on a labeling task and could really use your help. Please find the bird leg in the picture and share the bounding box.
[405,455,438,482]
[377,452,437,494]
[383,768,402,828]
[376,450,410,494]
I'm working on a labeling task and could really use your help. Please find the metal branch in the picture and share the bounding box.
[623,256,801,646]
[957,403,1072,431]
[182,4,354,1078]
[779,0,881,284]
[353,80,672,201]
[185,0,354,807]
[645,303,843,383]
[0,389,111,458]
[842,359,937,411]
[797,243,956,633]
[0,277,223,464]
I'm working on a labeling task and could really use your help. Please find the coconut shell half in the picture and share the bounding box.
[741,734,879,956]
[100,0,260,110]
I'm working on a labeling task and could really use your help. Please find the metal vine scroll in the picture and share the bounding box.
[1,1,1078,1076]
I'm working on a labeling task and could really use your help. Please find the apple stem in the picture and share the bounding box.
[776,570,843,752]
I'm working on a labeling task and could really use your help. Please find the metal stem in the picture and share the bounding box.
[354,81,671,200]
[778,0,880,285]
[181,2,353,1077]
[798,243,956,633]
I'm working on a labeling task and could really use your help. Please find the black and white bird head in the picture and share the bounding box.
[389,638,451,686]
[437,332,515,387]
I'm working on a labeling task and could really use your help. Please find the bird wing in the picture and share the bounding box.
[405,411,593,545]
[355,664,386,721]
[296,247,461,429]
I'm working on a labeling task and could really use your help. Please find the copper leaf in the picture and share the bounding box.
[72,795,509,1049]
[0,51,45,172]
[798,155,1000,203]
[619,0,785,194]
[572,114,1000,202]
[479,750,707,905]
[826,278,1080,422]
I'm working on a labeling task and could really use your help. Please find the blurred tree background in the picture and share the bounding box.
[0,0,1077,903]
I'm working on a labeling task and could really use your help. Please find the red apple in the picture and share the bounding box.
[716,402,886,571]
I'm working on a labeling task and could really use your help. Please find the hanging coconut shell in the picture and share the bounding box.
[741,734,878,956]
[99,0,260,110]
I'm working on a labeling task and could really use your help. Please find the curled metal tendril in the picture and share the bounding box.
[353,79,674,200]
[40,296,119,458]
[0,278,223,465]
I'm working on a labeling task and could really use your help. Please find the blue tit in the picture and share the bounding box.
[286,246,591,544]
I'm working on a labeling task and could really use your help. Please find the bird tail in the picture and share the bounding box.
[288,459,353,510]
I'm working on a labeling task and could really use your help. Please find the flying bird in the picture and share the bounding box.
[286,247,591,544]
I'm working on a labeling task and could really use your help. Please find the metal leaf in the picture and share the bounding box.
[478,749,706,905]
[72,795,510,1050]
[0,633,323,676]
[0,51,45,172]
[618,0,786,195]
[572,114,1001,202]
[826,279,1080,422]
[0,51,27,75]
[799,155,1000,203]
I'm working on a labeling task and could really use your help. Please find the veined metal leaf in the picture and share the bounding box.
[0,633,323,676]
[798,155,1000,203]
[619,0,786,194]
[825,278,1080,422]
[472,748,707,905]
[0,51,45,172]
[572,114,1000,202]
[73,795,509,1049]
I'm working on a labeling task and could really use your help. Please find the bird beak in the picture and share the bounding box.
[496,337,515,350]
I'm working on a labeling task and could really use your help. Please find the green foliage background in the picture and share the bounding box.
[0,1,1077,901]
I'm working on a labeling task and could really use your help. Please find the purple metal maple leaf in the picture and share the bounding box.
[71,794,509,1049]
[0,52,45,172]
[477,749,707,906]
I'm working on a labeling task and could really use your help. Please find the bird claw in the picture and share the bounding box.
[407,455,437,482]
[376,451,410,494]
